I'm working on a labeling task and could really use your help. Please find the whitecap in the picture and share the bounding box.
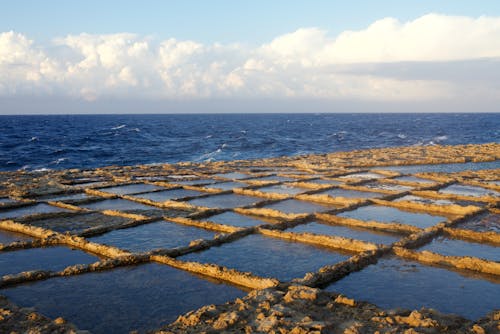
[51,158,68,165]
[111,124,126,130]
[434,135,448,141]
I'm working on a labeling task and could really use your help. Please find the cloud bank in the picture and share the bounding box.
[2,14,500,102]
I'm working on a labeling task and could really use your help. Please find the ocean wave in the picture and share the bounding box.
[434,135,448,142]
[111,124,126,130]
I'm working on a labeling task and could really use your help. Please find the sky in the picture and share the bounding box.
[1,1,500,113]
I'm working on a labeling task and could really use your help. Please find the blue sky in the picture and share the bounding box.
[3,0,500,44]
[1,1,500,113]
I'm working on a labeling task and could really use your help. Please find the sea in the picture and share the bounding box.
[0,113,498,172]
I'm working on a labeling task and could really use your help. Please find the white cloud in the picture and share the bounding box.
[1,14,500,102]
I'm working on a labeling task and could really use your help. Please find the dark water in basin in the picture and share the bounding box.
[263,199,336,214]
[326,256,500,319]
[379,160,500,174]
[98,183,164,195]
[0,203,69,219]
[134,188,205,201]
[204,211,270,228]
[1,263,245,334]
[417,236,500,261]
[286,221,401,245]
[0,229,33,244]
[89,220,217,252]
[0,246,100,277]
[338,205,446,228]
[187,193,261,209]
[180,233,352,281]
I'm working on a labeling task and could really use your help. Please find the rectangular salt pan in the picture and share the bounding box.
[326,256,500,319]
[204,211,270,227]
[456,213,500,233]
[439,184,499,198]
[319,188,384,199]
[89,220,216,253]
[363,182,413,192]
[0,246,100,277]
[81,199,156,212]
[98,183,164,195]
[0,229,33,244]
[180,234,352,281]
[338,205,445,228]
[0,203,68,219]
[1,263,245,334]
[286,222,401,245]
[25,213,132,234]
[263,199,337,214]
[393,176,436,184]
[417,236,500,262]
[257,184,307,195]
[339,172,385,180]
[378,160,500,174]
[247,175,295,183]
[38,192,90,202]
[207,181,248,191]
[214,172,250,180]
[187,194,260,209]
[135,189,204,202]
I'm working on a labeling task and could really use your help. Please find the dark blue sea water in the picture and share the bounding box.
[0,113,498,171]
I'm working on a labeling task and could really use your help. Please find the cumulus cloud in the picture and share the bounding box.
[1,13,500,101]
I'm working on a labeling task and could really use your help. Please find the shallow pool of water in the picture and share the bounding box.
[319,188,384,199]
[263,199,336,214]
[187,194,261,209]
[363,182,413,192]
[286,222,402,245]
[0,246,100,277]
[378,160,500,174]
[439,184,499,198]
[81,199,155,212]
[257,184,307,195]
[89,220,216,252]
[180,234,352,281]
[98,183,164,195]
[339,172,385,180]
[134,189,205,202]
[1,263,245,334]
[326,256,500,319]
[456,213,500,233]
[338,205,445,229]
[25,212,132,234]
[417,236,499,261]
[208,181,248,191]
[37,192,90,202]
[0,203,69,220]
[0,229,33,244]
[204,211,270,227]
[81,199,189,218]
[392,176,436,184]
[247,175,295,183]
[309,179,342,185]
[174,178,217,186]
[214,172,250,180]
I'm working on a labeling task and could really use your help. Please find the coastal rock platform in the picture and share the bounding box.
[0,143,499,333]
